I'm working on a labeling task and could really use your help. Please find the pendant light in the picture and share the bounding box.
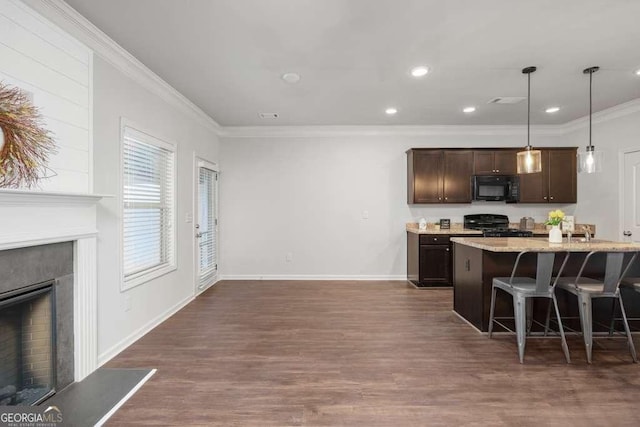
[578,66,603,173]
[517,66,542,174]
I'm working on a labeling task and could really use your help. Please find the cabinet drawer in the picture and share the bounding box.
[419,235,450,245]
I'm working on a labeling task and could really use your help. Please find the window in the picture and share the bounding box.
[121,124,176,289]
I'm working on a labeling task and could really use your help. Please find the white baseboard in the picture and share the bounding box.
[97,294,195,367]
[218,274,407,281]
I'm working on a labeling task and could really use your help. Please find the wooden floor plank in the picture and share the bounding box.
[105,281,640,426]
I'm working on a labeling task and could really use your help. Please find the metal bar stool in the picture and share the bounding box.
[489,250,571,363]
[610,276,640,332]
[555,251,638,363]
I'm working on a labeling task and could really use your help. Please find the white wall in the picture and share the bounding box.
[565,105,640,240]
[219,132,572,279]
[0,0,91,192]
[92,56,220,363]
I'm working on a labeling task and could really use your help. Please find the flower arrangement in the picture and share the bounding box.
[0,81,56,188]
[545,209,565,227]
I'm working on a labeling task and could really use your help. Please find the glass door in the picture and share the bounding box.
[196,161,218,290]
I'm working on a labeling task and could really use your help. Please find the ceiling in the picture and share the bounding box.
[64,0,640,127]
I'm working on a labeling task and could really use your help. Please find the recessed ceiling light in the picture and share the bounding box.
[410,66,429,77]
[635,68,640,76]
[462,106,476,113]
[281,72,301,84]
[385,107,398,115]
[545,106,560,113]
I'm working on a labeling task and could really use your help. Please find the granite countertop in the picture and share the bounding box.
[450,236,640,252]
[406,223,596,236]
[406,223,482,235]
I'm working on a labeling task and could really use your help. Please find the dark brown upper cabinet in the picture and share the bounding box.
[518,148,577,203]
[473,150,518,175]
[407,149,473,204]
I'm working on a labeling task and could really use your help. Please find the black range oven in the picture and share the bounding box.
[464,214,533,237]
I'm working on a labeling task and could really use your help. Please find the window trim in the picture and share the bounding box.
[120,118,177,291]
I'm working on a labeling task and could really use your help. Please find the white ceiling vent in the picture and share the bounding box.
[258,112,279,119]
[487,97,526,105]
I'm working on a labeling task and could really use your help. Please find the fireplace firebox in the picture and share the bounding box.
[0,281,56,406]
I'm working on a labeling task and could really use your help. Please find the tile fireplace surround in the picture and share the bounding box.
[0,189,104,383]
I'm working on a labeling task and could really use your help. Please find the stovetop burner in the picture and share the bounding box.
[464,214,533,237]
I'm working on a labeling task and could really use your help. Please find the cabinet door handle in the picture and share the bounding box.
[623,231,633,236]
[445,248,450,252]
[495,169,499,173]
[464,259,470,271]
[543,196,547,200]
[549,196,554,200]
[444,197,448,200]
[438,197,442,200]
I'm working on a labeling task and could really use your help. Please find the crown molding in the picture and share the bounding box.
[220,97,640,138]
[219,124,563,139]
[556,98,640,134]
[22,0,221,134]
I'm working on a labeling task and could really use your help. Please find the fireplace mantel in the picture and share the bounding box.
[0,189,107,206]
[0,188,108,382]
[0,189,110,251]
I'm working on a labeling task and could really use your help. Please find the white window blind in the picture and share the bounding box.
[122,126,176,287]
[198,167,217,288]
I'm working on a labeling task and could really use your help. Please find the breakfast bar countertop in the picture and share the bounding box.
[450,236,640,252]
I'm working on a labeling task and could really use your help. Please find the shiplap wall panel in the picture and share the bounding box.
[2,0,89,64]
[0,71,89,129]
[0,44,89,106]
[0,14,88,84]
[49,146,89,173]
[0,0,91,193]
[43,169,91,193]
[42,118,90,151]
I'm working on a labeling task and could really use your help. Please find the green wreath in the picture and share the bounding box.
[0,82,56,188]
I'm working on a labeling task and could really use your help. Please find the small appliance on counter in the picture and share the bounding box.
[439,219,451,230]
[464,214,533,237]
[519,217,535,230]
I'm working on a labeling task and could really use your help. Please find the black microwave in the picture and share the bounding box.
[472,175,519,202]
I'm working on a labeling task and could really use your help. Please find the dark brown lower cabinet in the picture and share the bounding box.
[407,233,453,287]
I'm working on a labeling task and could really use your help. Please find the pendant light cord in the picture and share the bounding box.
[589,70,595,150]
[527,71,531,149]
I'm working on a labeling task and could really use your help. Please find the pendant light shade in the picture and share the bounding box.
[517,66,542,174]
[578,66,603,173]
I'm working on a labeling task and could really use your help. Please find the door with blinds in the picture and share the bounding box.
[196,161,218,290]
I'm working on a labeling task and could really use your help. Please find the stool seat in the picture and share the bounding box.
[620,277,640,291]
[493,277,552,296]
[556,277,610,294]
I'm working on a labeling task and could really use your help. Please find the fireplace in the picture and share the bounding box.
[0,282,56,405]
[0,242,74,405]
[0,189,103,388]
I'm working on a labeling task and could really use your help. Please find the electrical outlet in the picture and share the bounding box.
[124,296,131,312]
[285,252,293,262]
[362,210,369,219]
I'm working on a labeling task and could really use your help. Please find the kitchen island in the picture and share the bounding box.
[406,222,596,288]
[451,237,640,332]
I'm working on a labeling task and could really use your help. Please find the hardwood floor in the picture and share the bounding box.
[105,281,640,426]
